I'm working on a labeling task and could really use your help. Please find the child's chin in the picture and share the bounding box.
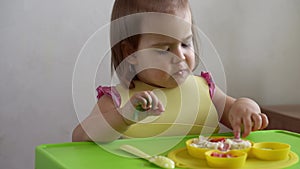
[167,77,188,88]
[174,78,187,86]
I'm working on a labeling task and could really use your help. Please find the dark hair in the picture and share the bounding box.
[110,0,200,88]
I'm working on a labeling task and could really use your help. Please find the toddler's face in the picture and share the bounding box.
[133,10,195,88]
[134,34,195,88]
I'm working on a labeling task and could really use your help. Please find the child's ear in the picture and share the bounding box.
[121,41,137,64]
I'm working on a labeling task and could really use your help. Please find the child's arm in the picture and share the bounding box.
[72,91,164,142]
[72,95,129,142]
[212,86,269,138]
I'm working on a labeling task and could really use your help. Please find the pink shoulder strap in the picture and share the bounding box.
[96,86,121,107]
[200,71,216,98]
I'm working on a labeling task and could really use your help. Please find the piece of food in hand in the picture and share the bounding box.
[135,104,147,111]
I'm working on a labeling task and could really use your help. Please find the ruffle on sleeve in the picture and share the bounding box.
[200,71,216,98]
[96,86,121,107]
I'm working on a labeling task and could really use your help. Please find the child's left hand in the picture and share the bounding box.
[228,98,269,138]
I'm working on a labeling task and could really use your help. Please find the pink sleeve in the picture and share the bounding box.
[96,86,121,107]
[200,71,216,99]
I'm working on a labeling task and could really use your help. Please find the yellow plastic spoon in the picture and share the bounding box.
[120,144,175,169]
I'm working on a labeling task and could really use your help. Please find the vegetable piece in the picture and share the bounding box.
[209,137,226,143]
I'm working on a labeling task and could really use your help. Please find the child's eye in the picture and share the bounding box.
[181,42,192,48]
[156,48,170,55]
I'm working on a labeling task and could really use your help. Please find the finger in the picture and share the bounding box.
[148,91,158,110]
[242,116,252,138]
[148,109,163,116]
[234,130,241,139]
[157,101,165,112]
[251,113,262,131]
[231,118,242,139]
[260,113,269,129]
[144,91,152,109]
[150,100,165,115]
[135,95,149,110]
[147,91,165,116]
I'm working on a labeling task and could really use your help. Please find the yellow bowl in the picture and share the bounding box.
[186,137,252,159]
[186,138,210,159]
[251,142,290,160]
[205,150,247,168]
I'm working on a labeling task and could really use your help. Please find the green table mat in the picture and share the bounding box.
[35,130,300,169]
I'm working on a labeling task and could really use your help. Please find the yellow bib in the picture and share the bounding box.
[116,75,220,138]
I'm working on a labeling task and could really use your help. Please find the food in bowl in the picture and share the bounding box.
[210,151,238,158]
[190,136,252,151]
[186,136,252,159]
[205,150,247,168]
[251,142,290,160]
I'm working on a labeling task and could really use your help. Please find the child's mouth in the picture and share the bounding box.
[173,69,189,77]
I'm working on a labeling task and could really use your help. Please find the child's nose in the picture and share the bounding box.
[171,46,186,63]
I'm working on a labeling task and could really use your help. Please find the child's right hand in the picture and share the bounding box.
[120,91,165,124]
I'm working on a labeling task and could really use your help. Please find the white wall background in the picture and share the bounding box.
[0,0,299,169]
